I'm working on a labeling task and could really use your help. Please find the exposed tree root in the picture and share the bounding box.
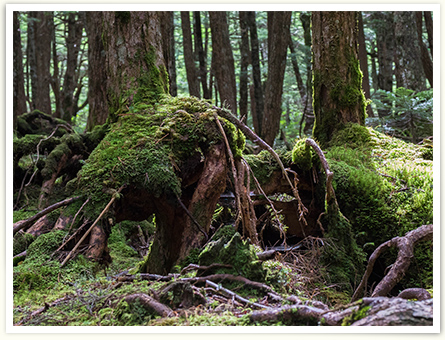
[351,224,433,302]
[13,195,82,235]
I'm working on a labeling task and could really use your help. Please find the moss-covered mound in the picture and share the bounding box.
[326,123,433,290]
[72,96,245,217]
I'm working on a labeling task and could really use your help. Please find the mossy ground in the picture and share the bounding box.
[325,123,433,290]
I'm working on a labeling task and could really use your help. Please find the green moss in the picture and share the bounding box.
[329,123,372,149]
[291,139,312,170]
[244,149,292,186]
[341,305,371,326]
[198,232,265,282]
[75,96,244,218]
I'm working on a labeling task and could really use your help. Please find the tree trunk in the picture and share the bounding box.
[394,11,426,91]
[358,12,374,117]
[209,11,237,115]
[262,11,292,147]
[181,11,200,98]
[194,11,210,99]
[288,34,306,109]
[246,11,264,134]
[239,11,250,119]
[299,12,314,134]
[85,11,109,130]
[61,12,84,123]
[415,12,433,88]
[28,11,53,115]
[101,11,168,122]
[159,11,177,96]
[424,11,433,55]
[13,11,27,131]
[312,11,366,147]
[371,11,394,117]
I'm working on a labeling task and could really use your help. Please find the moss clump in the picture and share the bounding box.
[291,139,312,171]
[13,232,36,257]
[328,122,372,149]
[341,305,371,326]
[198,232,265,282]
[74,96,245,218]
[13,231,97,292]
[244,149,292,186]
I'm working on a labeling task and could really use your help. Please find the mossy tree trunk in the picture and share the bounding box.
[101,11,169,122]
[13,11,27,131]
[311,11,366,147]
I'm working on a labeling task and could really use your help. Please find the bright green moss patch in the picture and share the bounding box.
[291,139,312,171]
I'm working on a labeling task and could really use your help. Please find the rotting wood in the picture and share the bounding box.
[351,224,433,302]
[13,195,82,235]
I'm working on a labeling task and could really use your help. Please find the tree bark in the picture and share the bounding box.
[101,11,168,121]
[13,11,27,131]
[312,11,366,147]
[246,11,264,134]
[61,12,84,123]
[358,12,374,117]
[415,12,433,88]
[371,11,394,117]
[194,11,210,99]
[159,11,177,96]
[209,11,237,115]
[394,11,426,91]
[239,11,250,119]
[261,11,292,147]
[28,11,53,115]
[181,11,200,98]
[85,11,109,130]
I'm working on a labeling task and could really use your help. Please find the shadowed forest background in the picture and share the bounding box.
[12,10,434,327]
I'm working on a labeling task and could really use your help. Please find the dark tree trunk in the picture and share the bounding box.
[369,41,379,93]
[415,12,433,88]
[371,11,394,117]
[13,11,27,131]
[60,12,84,123]
[194,11,210,99]
[28,11,53,115]
[181,11,200,98]
[51,13,61,119]
[160,11,177,96]
[239,11,250,119]
[288,34,306,107]
[85,12,109,130]
[261,11,292,147]
[394,11,426,91]
[299,12,314,134]
[246,11,264,134]
[424,11,433,55]
[209,11,237,114]
[312,11,366,147]
[358,12,374,117]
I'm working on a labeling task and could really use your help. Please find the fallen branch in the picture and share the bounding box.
[124,293,173,317]
[180,263,233,275]
[13,195,82,235]
[205,280,269,310]
[60,186,125,267]
[249,303,325,324]
[305,138,336,204]
[351,224,433,302]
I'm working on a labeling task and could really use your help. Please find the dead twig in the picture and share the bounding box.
[205,280,269,310]
[60,186,125,267]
